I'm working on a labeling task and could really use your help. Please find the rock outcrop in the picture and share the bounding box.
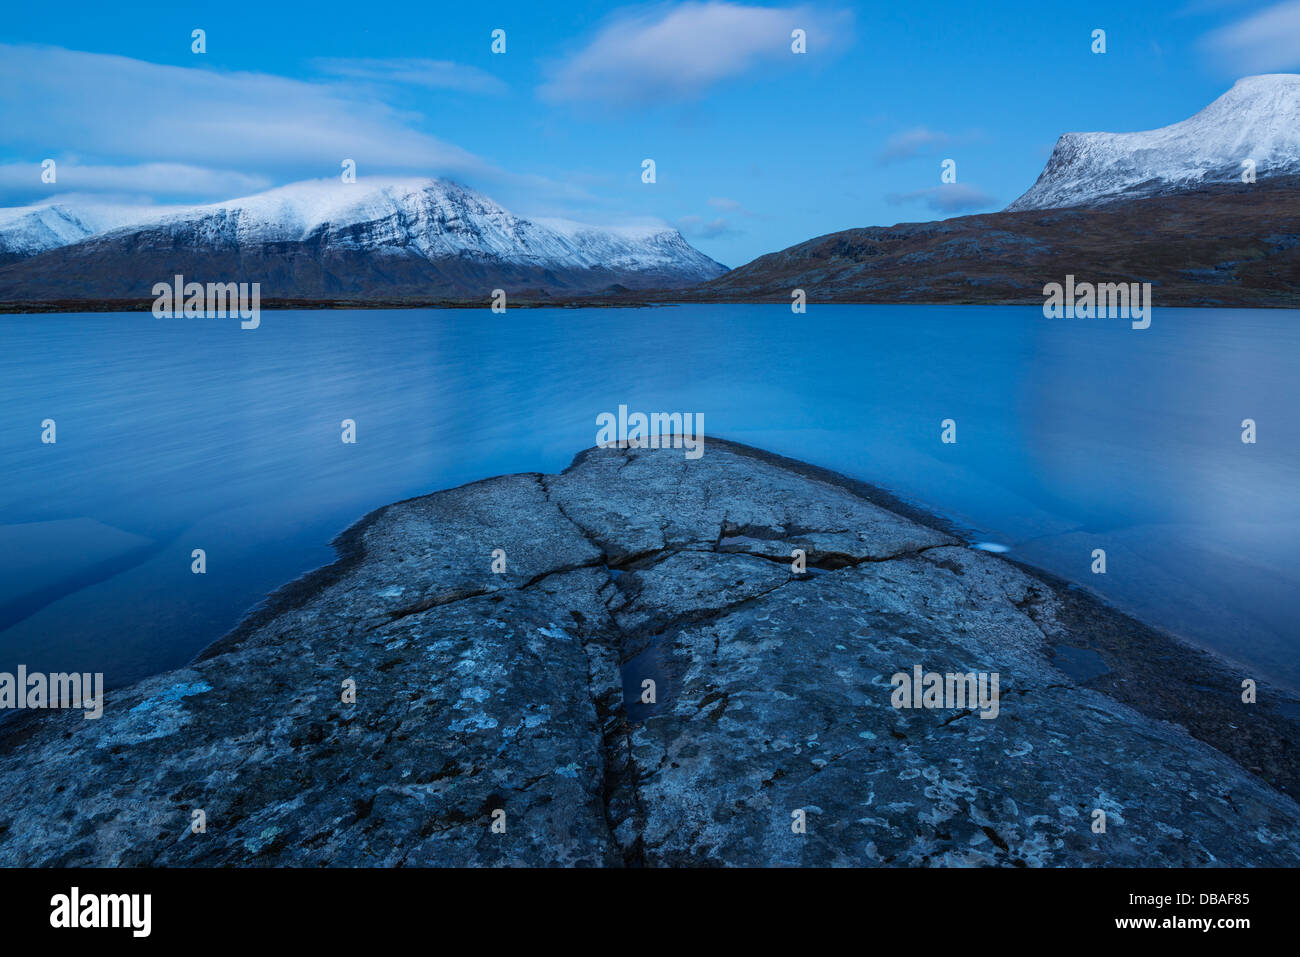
[1,441,1297,866]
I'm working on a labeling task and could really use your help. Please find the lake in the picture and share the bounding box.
[1,305,1297,691]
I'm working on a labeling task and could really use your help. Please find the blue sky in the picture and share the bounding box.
[2,0,1297,265]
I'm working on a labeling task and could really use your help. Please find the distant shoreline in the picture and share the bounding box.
[3,296,1299,314]
[5,180,1298,312]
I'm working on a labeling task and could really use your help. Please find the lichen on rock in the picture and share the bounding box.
[0,440,1296,867]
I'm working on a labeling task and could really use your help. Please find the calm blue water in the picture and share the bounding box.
[1,305,1297,691]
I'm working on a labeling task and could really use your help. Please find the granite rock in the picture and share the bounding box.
[1,442,1296,867]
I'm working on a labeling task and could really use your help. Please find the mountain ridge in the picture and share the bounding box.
[670,76,1300,307]
[0,178,727,301]
[1007,74,1300,211]
[676,177,1300,308]
[4,76,1298,308]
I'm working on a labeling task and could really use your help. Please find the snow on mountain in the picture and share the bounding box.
[0,201,165,258]
[533,217,716,272]
[0,178,726,284]
[1007,74,1300,212]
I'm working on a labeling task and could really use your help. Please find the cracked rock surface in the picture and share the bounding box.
[1,441,1297,866]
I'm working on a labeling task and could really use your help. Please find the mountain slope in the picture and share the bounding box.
[0,202,165,264]
[0,179,726,302]
[673,77,1300,307]
[1008,74,1300,211]
[678,178,1300,307]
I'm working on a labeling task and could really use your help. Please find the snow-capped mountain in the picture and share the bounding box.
[1007,74,1300,211]
[0,178,727,300]
[0,201,165,261]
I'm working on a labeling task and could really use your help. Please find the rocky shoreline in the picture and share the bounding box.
[1,440,1297,866]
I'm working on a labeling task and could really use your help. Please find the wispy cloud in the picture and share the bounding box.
[1176,0,1263,18]
[0,45,482,174]
[0,162,271,198]
[0,44,487,208]
[876,127,983,166]
[0,44,593,210]
[679,214,739,238]
[707,196,761,216]
[1201,0,1300,73]
[886,184,997,214]
[540,2,852,104]
[312,58,507,95]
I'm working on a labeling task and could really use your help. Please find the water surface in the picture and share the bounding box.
[1,305,1296,690]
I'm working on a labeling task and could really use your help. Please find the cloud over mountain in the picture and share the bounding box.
[1202,1,1300,74]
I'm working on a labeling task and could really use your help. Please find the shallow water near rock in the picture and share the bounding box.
[0,304,1296,691]
[1050,645,1111,683]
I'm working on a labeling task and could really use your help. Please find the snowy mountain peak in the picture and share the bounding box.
[122,178,536,260]
[1007,74,1300,211]
[139,177,515,246]
[0,201,165,258]
[0,177,726,286]
[0,178,726,298]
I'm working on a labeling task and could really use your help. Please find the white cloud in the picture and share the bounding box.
[312,58,507,95]
[540,2,852,104]
[0,44,606,213]
[0,163,271,197]
[0,44,491,205]
[1202,1,1300,73]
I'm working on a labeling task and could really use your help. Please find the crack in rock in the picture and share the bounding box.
[0,441,1296,868]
